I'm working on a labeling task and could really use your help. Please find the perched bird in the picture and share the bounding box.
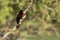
[16,10,23,28]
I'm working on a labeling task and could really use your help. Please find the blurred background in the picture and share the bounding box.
[0,0,60,40]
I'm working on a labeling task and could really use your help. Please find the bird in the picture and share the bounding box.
[16,10,24,28]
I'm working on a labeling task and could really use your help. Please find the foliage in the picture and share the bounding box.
[0,0,60,40]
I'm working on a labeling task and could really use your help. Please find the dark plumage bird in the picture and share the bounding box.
[16,10,23,28]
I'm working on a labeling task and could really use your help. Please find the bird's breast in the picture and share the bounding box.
[19,13,23,17]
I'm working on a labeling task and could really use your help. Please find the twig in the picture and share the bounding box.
[42,4,60,14]
[51,24,60,38]
[23,0,33,14]
[2,32,11,39]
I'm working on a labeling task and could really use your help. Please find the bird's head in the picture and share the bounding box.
[19,10,23,13]
[19,10,23,16]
